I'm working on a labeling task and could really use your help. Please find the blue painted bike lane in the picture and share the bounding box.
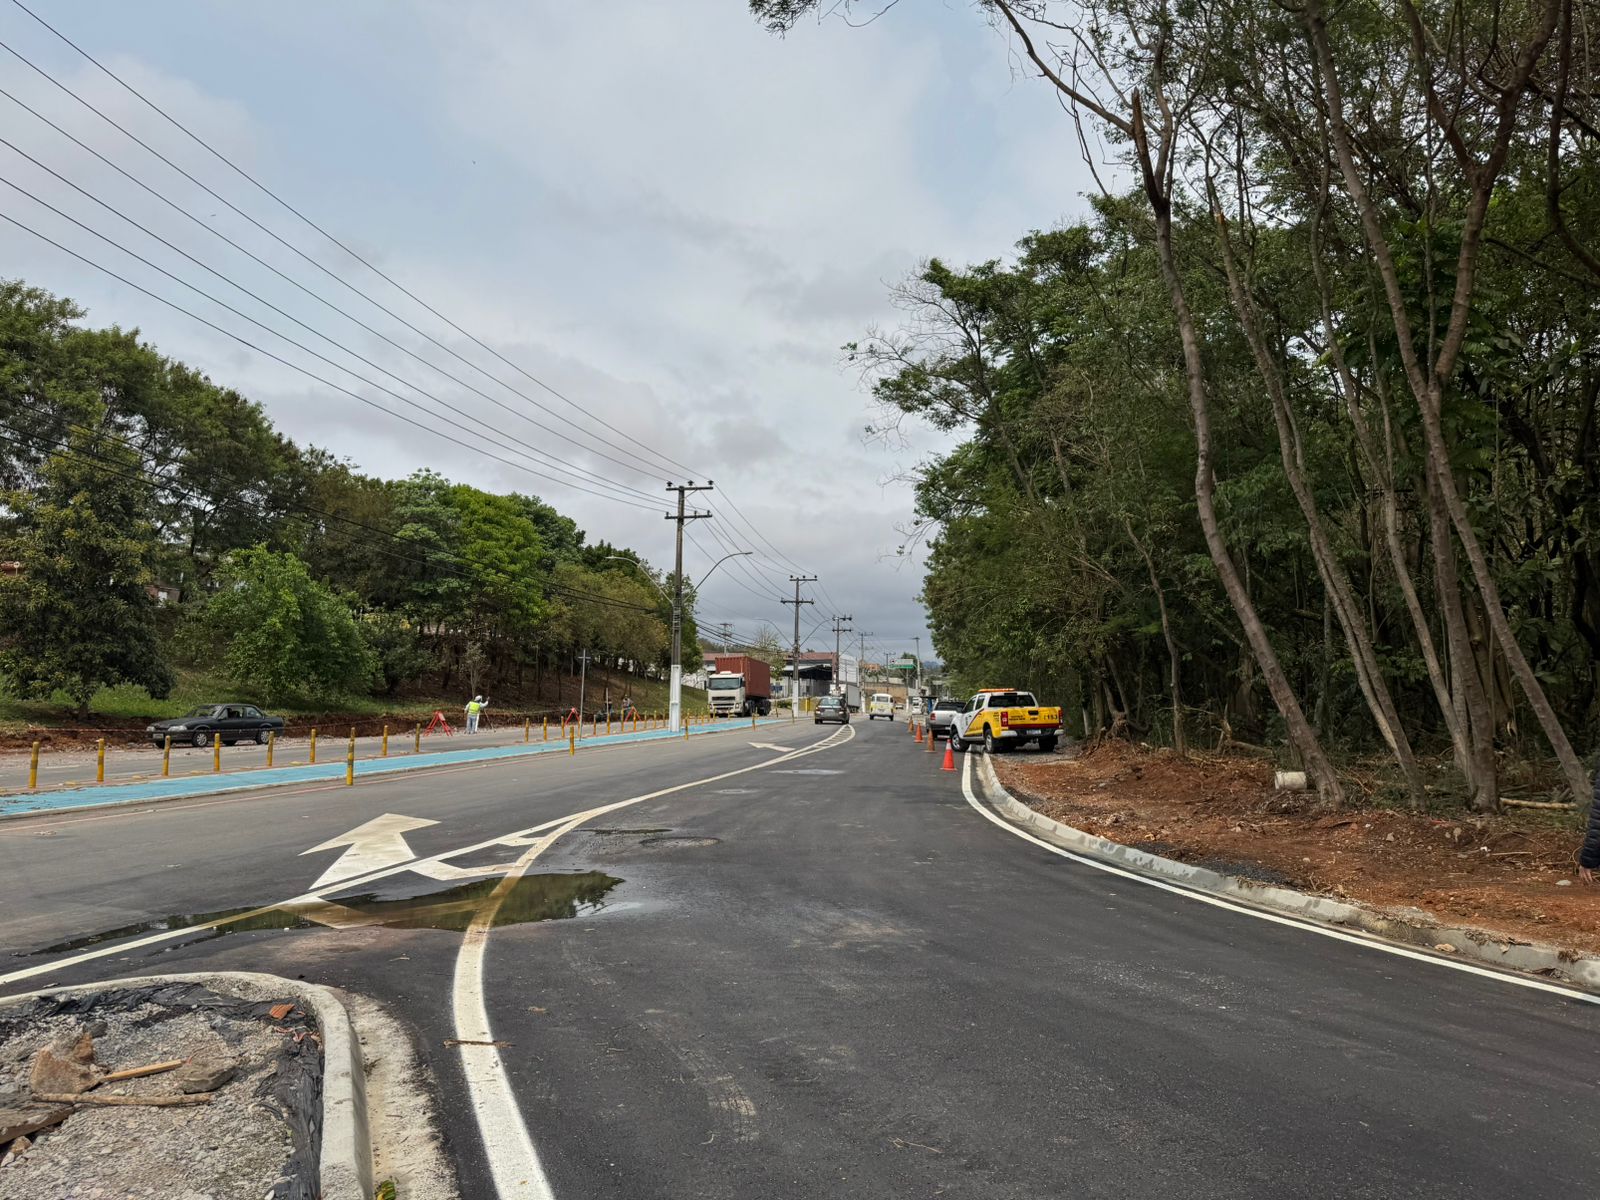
[0,717,796,820]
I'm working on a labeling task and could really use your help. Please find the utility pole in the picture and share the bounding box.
[666,481,714,733]
[856,630,873,696]
[912,634,923,715]
[717,621,733,653]
[784,576,817,722]
[830,615,852,699]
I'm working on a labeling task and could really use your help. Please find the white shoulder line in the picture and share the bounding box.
[959,753,1598,1007]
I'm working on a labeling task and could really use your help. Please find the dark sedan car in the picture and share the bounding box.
[813,695,850,725]
[147,704,285,748]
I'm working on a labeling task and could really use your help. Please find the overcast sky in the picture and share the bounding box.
[0,0,1098,662]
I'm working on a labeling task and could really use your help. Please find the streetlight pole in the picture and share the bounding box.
[603,511,748,737]
[831,614,852,701]
[784,576,817,721]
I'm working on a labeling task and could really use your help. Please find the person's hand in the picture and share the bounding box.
[1580,865,1595,885]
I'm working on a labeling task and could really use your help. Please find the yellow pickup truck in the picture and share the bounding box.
[950,688,1062,754]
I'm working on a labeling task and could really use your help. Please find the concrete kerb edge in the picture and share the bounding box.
[0,716,791,823]
[975,753,1600,995]
[0,970,372,1200]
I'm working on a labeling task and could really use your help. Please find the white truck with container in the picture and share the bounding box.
[707,655,773,718]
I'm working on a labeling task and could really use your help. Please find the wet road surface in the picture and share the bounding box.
[3,717,1597,1198]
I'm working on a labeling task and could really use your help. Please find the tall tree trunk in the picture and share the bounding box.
[1305,0,1587,804]
[1213,210,1425,806]
[1125,517,1185,754]
[1134,104,1342,801]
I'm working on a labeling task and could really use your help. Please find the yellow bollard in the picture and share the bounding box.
[346,741,355,787]
[414,723,421,753]
[752,713,757,729]
[569,723,576,755]
[382,725,389,757]
[591,714,598,738]
[29,740,39,789]
[266,730,274,767]
[606,713,613,736]
[543,716,549,742]
[310,727,318,764]
[213,736,221,774]
[96,737,105,783]
[162,735,171,777]
[348,728,356,763]
[524,717,530,743]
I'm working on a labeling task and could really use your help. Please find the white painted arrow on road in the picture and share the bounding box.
[748,742,789,752]
[301,813,439,889]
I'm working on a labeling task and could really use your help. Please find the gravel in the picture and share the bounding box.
[0,985,320,1200]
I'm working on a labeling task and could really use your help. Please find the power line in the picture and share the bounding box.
[0,210,663,512]
[0,32,686,486]
[0,169,665,508]
[0,134,668,496]
[2,5,822,585]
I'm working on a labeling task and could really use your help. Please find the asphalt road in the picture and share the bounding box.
[2,717,1597,1198]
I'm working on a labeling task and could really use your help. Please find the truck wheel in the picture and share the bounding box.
[983,729,999,754]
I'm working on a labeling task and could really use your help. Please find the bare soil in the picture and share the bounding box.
[996,741,1600,957]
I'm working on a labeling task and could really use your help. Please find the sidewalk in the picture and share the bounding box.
[0,717,790,820]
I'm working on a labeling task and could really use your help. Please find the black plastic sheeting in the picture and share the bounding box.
[0,981,322,1200]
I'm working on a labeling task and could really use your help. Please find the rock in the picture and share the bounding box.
[9,1134,30,1156]
[1434,943,1458,954]
[174,1056,237,1094]
[30,1046,96,1095]
[0,1103,74,1142]
[66,1030,96,1066]
[1556,879,1573,887]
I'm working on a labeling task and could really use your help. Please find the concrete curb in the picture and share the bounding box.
[0,970,372,1200]
[0,716,791,822]
[976,753,1600,994]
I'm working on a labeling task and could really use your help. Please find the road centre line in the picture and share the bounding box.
[451,722,856,1199]
[959,752,1600,1008]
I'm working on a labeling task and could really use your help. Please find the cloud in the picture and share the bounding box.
[0,0,1102,656]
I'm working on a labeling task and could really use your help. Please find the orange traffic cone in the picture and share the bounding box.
[914,723,923,743]
[926,726,935,752]
[941,741,956,771]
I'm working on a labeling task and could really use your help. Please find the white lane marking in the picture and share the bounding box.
[748,742,789,752]
[0,812,582,989]
[959,753,1600,1007]
[301,812,440,888]
[450,721,855,1199]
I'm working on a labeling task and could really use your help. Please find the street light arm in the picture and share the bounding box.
[695,550,754,590]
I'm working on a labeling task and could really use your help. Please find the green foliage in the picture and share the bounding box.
[0,425,173,712]
[187,547,375,703]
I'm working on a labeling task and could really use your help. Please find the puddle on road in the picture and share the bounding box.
[586,827,670,836]
[22,871,624,956]
[312,871,622,931]
[27,906,312,955]
[639,836,720,848]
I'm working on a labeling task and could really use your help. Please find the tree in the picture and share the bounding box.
[0,427,173,713]
[188,547,374,703]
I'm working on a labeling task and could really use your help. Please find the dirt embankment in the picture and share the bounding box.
[997,742,1600,957]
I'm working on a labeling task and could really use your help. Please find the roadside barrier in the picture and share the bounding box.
[97,738,105,782]
[29,741,38,789]
[382,725,389,757]
[162,735,171,777]
[267,730,275,767]
[212,737,220,774]
[309,727,318,764]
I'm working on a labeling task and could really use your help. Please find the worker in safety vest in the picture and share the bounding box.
[464,694,488,734]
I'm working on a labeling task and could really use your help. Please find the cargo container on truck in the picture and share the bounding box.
[707,655,773,717]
